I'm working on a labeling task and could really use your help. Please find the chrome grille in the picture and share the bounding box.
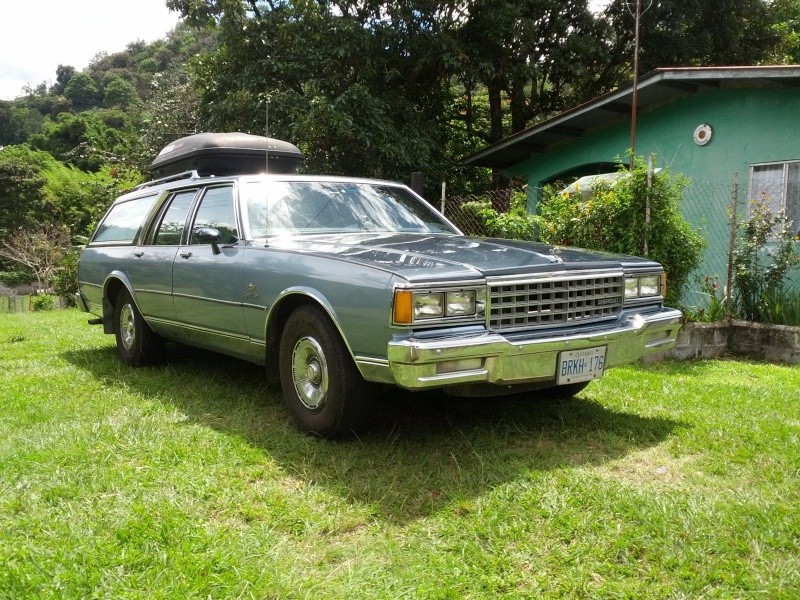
[488,273,623,331]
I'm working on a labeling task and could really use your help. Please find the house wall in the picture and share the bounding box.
[508,87,800,305]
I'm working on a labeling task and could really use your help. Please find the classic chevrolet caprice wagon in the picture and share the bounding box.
[77,132,683,437]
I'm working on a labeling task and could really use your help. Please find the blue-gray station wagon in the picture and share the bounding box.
[77,133,683,437]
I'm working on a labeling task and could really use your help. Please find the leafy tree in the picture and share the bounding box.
[452,0,616,205]
[63,72,101,111]
[30,110,137,171]
[0,144,134,241]
[103,77,140,109]
[0,145,50,236]
[0,101,45,145]
[132,71,202,172]
[768,0,800,64]
[167,0,463,189]
[51,65,77,96]
[456,1,611,142]
[166,0,623,198]
[604,0,779,75]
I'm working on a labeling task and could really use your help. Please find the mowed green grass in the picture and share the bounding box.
[1,309,799,599]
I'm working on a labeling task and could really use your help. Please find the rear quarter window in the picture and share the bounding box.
[92,194,159,244]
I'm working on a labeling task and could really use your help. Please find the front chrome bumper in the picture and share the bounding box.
[386,308,683,390]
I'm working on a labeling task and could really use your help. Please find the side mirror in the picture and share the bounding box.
[195,227,222,254]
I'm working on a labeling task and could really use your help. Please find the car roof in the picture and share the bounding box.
[119,171,409,203]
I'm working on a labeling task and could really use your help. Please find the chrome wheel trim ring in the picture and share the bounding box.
[120,303,136,351]
[291,336,329,411]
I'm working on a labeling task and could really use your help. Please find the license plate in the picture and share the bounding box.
[556,347,606,385]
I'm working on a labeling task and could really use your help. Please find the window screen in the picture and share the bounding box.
[749,161,800,235]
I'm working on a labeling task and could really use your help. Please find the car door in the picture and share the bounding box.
[171,184,248,356]
[128,188,198,340]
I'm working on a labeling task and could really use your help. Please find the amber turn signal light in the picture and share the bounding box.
[393,290,413,324]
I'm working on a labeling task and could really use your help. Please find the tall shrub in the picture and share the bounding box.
[477,191,540,241]
[538,160,705,306]
[732,199,799,322]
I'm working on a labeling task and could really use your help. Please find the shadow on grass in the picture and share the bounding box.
[64,344,686,523]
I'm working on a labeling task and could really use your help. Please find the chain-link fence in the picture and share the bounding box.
[678,179,739,313]
[439,174,799,315]
[442,188,525,238]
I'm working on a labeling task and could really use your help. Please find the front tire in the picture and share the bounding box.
[113,288,164,366]
[279,305,371,437]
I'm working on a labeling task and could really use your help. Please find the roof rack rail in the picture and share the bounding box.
[134,170,202,191]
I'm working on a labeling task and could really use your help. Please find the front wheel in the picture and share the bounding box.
[113,288,164,366]
[279,305,372,437]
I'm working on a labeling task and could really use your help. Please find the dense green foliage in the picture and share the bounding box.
[538,161,705,306]
[733,199,800,322]
[451,191,541,241]
[0,26,211,286]
[604,0,780,74]
[0,145,135,239]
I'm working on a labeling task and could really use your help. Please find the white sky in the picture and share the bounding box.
[0,0,182,100]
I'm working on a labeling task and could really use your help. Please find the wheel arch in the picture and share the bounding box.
[264,289,359,386]
[101,272,136,335]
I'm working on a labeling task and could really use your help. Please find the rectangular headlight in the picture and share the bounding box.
[625,278,639,299]
[446,290,476,316]
[625,274,663,301]
[413,292,444,319]
[639,276,660,297]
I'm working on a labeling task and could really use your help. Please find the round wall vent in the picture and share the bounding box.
[693,123,713,146]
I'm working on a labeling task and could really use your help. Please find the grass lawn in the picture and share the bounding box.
[1,309,799,598]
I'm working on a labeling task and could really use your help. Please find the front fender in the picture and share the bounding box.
[265,287,353,354]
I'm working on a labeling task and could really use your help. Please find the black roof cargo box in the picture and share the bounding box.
[149,132,304,177]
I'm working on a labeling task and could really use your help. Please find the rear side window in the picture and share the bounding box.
[154,190,197,245]
[93,194,158,244]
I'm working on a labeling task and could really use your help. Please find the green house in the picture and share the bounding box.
[463,66,800,303]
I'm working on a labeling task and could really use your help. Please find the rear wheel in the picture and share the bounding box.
[279,305,371,437]
[113,288,164,366]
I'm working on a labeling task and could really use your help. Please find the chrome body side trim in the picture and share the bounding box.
[354,357,394,384]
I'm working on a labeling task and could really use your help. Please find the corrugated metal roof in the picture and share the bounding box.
[462,66,800,169]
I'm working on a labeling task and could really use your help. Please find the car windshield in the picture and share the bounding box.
[243,180,457,237]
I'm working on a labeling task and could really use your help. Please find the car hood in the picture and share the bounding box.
[266,233,659,282]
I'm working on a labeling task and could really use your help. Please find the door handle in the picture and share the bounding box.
[179,251,193,259]
[133,251,144,258]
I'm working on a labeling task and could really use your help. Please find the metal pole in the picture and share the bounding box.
[440,181,446,214]
[629,0,641,170]
[726,171,740,322]
[645,153,653,257]
[265,101,270,174]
